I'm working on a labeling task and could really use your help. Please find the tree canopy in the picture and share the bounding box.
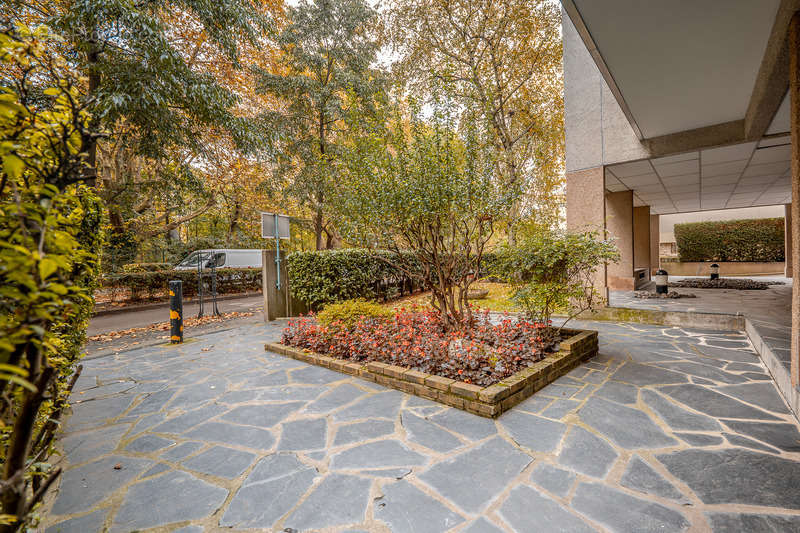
[385,0,565,239]
[256,0,385,250]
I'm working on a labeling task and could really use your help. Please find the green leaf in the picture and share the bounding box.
[39,258,58,280]
[2,154,24,179]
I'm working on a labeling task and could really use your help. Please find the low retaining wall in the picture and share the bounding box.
[659,261,784,276]
[265,328,598,418]
[580,307,745,331]
[745,320,799,421]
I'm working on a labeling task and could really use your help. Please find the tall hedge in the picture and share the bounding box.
[674,218,785,262]
[287,249,424,310]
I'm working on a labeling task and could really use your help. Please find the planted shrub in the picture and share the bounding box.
[0,27,103,529]
[283,308,556,386]
[494,229,618,328]
[317,299,394,330]
[674,218,785,262]
[287,249,422,310]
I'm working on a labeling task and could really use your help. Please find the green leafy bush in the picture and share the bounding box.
[0,26,103,529]
[121,262,172,273]
[317,299,394,330]
[102,268,262,301]
[287,249,423,310]
[674,218,785,262]
[494,230,619,328]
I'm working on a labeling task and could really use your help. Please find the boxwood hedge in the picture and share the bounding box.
[286,249,425,310]
[674,218,785,262]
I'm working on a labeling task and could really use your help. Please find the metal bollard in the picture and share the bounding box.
[710,263,720,280]
[655,269,669,294]
[169,280,183,344]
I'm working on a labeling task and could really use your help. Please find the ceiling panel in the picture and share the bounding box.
[701,160,748,177]
[620,173,661,187]
[702,174,741,186]
[652,159,700,177]
[741,161,790,178]
[610,160,653,178]
[662,174,699,186]
[749,144,792,164]
[652,152,699,166]
[605,138,790,214]
[759,135,791,148]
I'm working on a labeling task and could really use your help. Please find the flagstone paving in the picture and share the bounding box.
[44,320,800,532]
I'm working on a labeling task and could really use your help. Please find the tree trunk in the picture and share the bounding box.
[82,33,101,187]
[226,202,241,245]
[314,208,325,251]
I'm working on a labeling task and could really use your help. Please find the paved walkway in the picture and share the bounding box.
[45,320,800,532]
[611,277,796,412]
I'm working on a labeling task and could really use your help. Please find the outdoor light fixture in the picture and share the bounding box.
[655,269,669,294]
[710,263,720,280]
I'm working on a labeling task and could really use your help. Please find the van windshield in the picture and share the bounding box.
[177,252,201,267]
[177,251,226,268]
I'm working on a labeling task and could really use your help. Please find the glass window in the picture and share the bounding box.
[177,252,201,267]
[208,252,226,268]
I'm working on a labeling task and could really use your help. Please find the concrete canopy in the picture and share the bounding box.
[605,136,791,214]
[563,0,799,214]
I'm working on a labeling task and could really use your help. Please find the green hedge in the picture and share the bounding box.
[287,249,425,310]
[674,218,785,262]
[121,262,172,273]
[102,268,262,301]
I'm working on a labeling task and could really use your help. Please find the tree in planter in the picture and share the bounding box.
[335,101,518,330]
[0,26,103,530]
[254,0,385,250]
[385,0,565,243]
[493,229,619,331]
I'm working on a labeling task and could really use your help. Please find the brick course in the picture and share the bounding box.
[265,328,598,418]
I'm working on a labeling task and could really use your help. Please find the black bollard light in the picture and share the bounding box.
[710,263,720,280]
[169,280,183,344]
[655,269,669,295]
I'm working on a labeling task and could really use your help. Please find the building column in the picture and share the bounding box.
[790,12,800,387]
[606,190,635,291]
[650,214,660,276]
[633,206,651,283]
[566,166,607,300]
[786,203,792,278]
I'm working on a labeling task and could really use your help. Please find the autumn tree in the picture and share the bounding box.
[335,100,518,329]
[385,0,564,242]
[256,0,385,250]
[4,0,278,259]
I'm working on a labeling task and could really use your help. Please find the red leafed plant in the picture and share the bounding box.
[281,306,559,386]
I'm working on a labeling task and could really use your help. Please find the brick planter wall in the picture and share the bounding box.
[264,328,598,418]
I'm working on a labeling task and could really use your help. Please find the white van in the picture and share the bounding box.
[174,249,262,270]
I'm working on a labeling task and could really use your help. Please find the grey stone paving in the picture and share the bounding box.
[45,320,800,532]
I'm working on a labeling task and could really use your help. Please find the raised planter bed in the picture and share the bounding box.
[264,328,598,418]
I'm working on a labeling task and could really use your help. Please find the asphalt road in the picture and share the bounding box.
[87,294,265,337]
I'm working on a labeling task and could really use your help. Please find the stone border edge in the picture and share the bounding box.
[264,328,598,418]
